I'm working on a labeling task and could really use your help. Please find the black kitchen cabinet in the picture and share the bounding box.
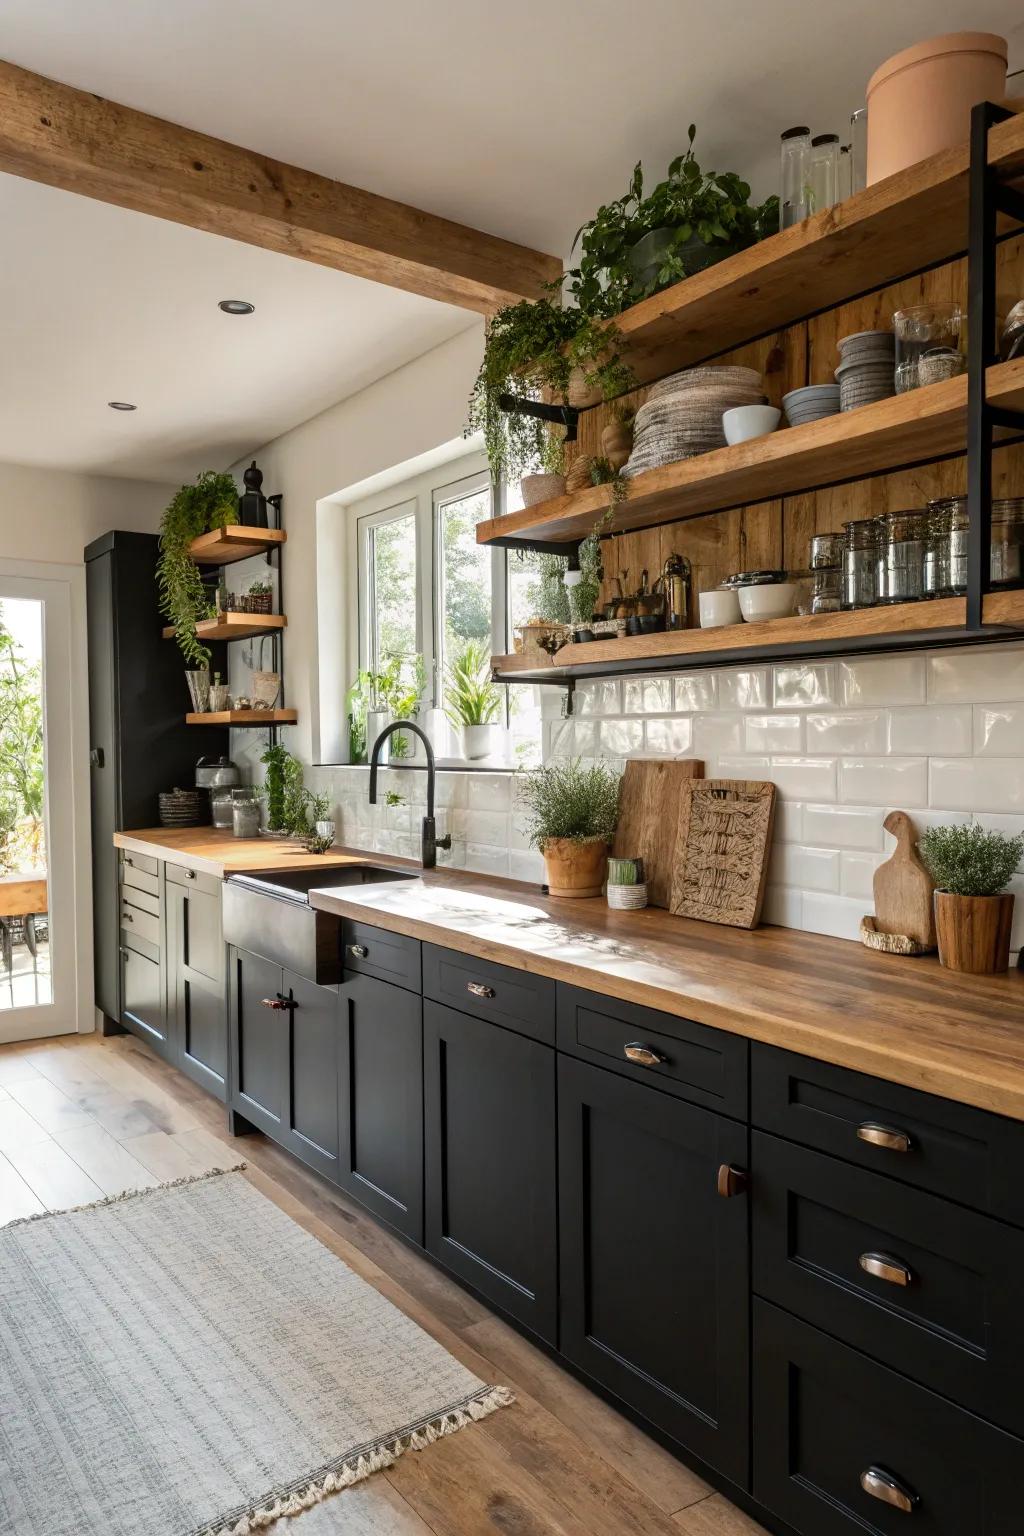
[337,971,423,1241]
[558,1053,750,1484]
[167,872,227,1100]
[119,944,167,1052]
[423,999,558,1342]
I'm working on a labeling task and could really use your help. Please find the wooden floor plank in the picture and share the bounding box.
[75,1039,201,1132]
[5,1138,104,1210]
[54,1123,158,1197]
[0,1095,51,1154]
[171,1127,244,1171]
[22,1040,107,1091]
[288,1476,438,1534]
[0,1150,45,1225]
[120,1130,212,1182]
[6,1075,94,1134]
[0,1051,43,1087]
[673,1494,770,1535]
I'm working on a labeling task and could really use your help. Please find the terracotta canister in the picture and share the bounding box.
[866,32,1007,183]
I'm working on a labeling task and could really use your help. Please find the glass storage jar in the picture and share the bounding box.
[811,565,842,613]
[893,304,964,393]
[991,499,1024,586]
[876,509,928,603]
[779,126,811,229]
[925,496,968,596]
[842,518,880,609]
[809,532,844,569]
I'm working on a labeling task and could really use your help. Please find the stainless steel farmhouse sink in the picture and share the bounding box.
[223,865,416,983]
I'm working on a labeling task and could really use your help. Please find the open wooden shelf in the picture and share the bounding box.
[478,360,1024,548]
[493,590,1024,681]
[163,613,287,642]
[186,708,298,726]
[189,526,286,565]
[567,113,1024,406]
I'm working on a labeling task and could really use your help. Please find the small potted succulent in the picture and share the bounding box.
[246,578,273,615]
[518,757,621,897]
[918,823,1024,974]
[607,857,647,911]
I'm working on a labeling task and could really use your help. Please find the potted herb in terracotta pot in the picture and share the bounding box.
[918,823,1024,974]
[518,758,621,897]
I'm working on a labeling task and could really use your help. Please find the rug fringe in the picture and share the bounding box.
[196,1384,516,1535]
[1,1162,248,1231]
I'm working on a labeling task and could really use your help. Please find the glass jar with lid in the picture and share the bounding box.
[807,133,841,215]
[893,304,964,393]
[925,497,968,597]
[779,127,811,229]
[876,509,928,603]
[991,499,1024,586]
[841,518,880,609]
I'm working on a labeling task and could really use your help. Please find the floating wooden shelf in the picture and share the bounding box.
[189,526,287,565]
[566,113,1024,406]
[162,613,287,642]
[492,590,1024,681]
[186,708,298,726]
[478,360,1024,548]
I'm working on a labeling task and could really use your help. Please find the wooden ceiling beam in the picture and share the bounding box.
[0,59,562,314]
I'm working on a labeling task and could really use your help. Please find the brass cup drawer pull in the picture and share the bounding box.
[860,1466,918,1513]
[467,981,496,999]
[857,1121,913,1153]
[859,1251,913,1287]
[260,997,288,1011]
[623,1042,666,1067]
[717,1163,749,1198]
[347,944,369,959]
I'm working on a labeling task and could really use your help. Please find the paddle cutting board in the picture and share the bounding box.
[873,809,936,950]
[670,779,776,929]
[613,758,704,908]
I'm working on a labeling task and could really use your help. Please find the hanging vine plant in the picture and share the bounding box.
[157,470,239,665]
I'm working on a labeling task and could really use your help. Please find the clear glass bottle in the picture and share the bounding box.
[876,510,928,603]
[779,127,811,229]
[842,519,880,609]
[991,499,1024,586]
[926,497,968,596]
[807,134,840,215]
[849,108,868,195]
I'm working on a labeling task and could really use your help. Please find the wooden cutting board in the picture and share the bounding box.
[670,779,776,929]
[873,810,936,950]
[612,758,704,908]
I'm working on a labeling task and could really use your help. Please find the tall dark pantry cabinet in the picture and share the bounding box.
[85,531,226,1030]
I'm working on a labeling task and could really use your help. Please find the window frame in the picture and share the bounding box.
[356,496,422,681]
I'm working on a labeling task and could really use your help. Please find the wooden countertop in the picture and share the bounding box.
[113,826,420,880]
[309,871,1024,1123]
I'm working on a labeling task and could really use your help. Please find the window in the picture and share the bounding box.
[362,501,418,675]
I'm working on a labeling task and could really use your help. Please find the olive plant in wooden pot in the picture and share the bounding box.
[518,757,621,897]
[918,824,1024,974]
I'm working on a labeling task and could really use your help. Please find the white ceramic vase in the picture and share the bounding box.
[463,723,499,761]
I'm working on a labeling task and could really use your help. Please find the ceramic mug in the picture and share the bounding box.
[698,588,742,627]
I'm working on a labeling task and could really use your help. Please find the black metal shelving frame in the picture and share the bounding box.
[199,507,288,747]
[491,101,1024,696]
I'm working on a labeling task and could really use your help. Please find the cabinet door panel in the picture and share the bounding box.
[181,884,223,984]
[285,971,340,1180]
[168,883,226,1099]
[229,948,286,1134]
[121,946,167,1048]
[558,1054,749,1483]
[338,972,423,1242]
[181,976,227,1094]
[424,1001,556,1342]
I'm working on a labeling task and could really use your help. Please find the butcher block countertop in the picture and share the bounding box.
[114,827,1024,1120]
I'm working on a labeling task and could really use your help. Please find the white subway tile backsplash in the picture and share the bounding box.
[509,849,545,885]
[718,668,770,709]
[928,646,1024,703]
[600,719,644,756]
[840,851,881,899]
[806,710,890,756]
[745,714,803,754]
[548,719,573,757]
[645,717,693,755]
[974,705,1024,756]
[762,886,803,927]
[462,809,509,845]
[772,844,840,892]
[674,674,717,712]
[774,663,835,709]
[693,714,743,755]
[623,678,673,714]
[571,719,598,756]
[973,813,1024,871]
[839,756,927,807]
[578,680,622,716]
[769,757,838,801]
[467,774,512,811]
[715,755,770,779]
[802,803,886,849]
[801,891,866,942]
[839,654,926,707]
[465,843,510,878]
[890,705,973,756]
[930,758,1024,812]
[772,800,803,843]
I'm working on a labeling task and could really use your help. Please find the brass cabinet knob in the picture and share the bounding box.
[860,1466,918,1513]
[623,1042,666,1067]
[859,1251,913,1287]
[347,944,369,959]
[857,1121,913,1153]
[467,981,496,999]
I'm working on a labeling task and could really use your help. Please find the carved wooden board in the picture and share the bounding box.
[873,809,936,950]
[612,757,704,908]
[670,779,777,929]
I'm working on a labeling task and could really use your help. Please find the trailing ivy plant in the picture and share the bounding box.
[157,470,239,665]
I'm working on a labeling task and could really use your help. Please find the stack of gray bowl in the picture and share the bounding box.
[834,330,896,412]
[781,384,840,427]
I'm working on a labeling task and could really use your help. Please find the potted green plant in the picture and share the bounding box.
[246,578,273,615]
[918,824,1024,973]
[518,757,621,897]
[157,470,238,666]
[521,429,567,508]
[378,655,426,760]
[260,741,306,834]
[444,639,503,760]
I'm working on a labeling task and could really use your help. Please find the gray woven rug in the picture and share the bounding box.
[0,1170,511,1536]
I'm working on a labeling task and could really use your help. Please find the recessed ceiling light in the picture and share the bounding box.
[108,401,137,411]
[218,299,255,315]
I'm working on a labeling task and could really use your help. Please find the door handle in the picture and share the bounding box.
[347,943,368,959]
[860,1466,918,1513]
[467,981,496,999]
[717,1163,749,1198]
[859,1251,913,1287]
[260,997,288,1010]
[857,1121,913,1153]
[623,1041,666,1067]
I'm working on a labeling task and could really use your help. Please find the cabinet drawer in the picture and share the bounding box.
[558,984,747,1118]
[120,900,161,950]
[341,920,420,992]
[423,944,555,1045]
[120,863,159,900]
[119,883,159,919]
[165,863,221,898]
[752,1044,1024,1228]
[753,1131,1024,1435]
[754,1300,1021,1536]
[119,849,158,880]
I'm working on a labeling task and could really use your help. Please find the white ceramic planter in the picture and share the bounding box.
[607,883,649,911]
[366,710,390,761]
[463,722,499,761]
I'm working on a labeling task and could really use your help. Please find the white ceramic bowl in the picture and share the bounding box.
[737,582,797,622]
[722,404,782,445]
[699,588,743,627]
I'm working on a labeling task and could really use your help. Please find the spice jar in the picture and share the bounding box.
[842,518,880,609]
[925,496,968,596]
[876,509,928,603]
[991,499,1024,586]
[809,532,844,569]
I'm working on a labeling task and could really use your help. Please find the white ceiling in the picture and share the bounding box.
[2,0,1023,479]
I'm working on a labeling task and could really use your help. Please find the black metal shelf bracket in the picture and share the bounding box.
[497,393,580,444]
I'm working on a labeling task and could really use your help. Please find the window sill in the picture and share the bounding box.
[314,761,519,774]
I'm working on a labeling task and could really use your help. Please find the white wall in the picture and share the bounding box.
[0,461,172,563]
